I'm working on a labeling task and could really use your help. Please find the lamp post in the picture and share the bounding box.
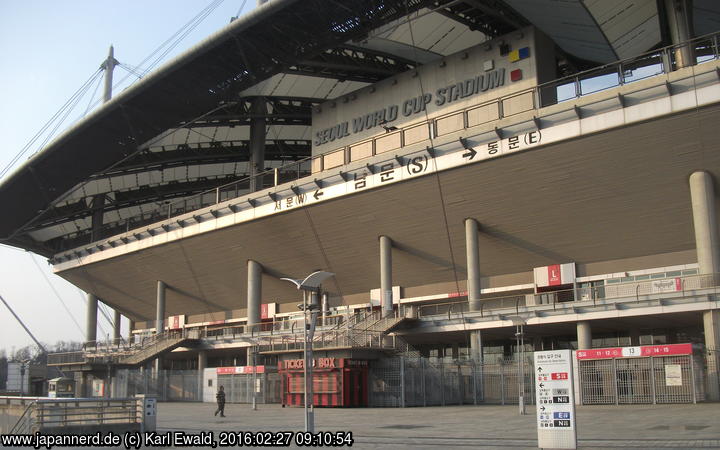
[251,346,258,411]
[281,271,335,433]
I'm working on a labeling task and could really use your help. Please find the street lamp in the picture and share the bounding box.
[281,271,335,433]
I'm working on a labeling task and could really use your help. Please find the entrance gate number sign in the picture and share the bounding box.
[534,350,577,449]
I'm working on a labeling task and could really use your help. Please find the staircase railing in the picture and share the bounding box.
[9,401,37,434]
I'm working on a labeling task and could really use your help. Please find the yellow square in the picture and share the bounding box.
[508,49,520,62]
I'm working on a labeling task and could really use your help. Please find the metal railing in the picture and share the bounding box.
[6,397,143,434]
[417,272,720,319]
[53,273,718,365]
[50,31,720,258]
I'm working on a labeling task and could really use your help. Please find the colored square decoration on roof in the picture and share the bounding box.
[511,69,522,81]
[509,47,530,62]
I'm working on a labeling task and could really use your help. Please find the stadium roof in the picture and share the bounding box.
[1,0,718,257]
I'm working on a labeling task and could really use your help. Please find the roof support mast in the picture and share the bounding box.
[102,45,118,103]
[0,293,47,354]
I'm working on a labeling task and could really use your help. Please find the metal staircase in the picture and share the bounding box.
[84,329,200,366]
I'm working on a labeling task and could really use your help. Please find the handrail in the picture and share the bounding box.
[5,397,144,433]
[49,31,720,259]
[64,272,718,362]
[416,272,719,319]
[9,400,37,434]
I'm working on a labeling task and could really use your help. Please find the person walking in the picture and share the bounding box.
[214,385,226,417]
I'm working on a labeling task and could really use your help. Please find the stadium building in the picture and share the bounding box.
[1,0,720,407]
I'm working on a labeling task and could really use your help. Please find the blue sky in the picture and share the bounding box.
[0,0,255,354]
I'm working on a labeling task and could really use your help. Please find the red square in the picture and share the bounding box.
[511,69,522,81]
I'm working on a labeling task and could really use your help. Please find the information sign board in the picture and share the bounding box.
[534,350,577,449]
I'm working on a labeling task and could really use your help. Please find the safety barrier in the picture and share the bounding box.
[416,272,720,319]
[369,357,536,407]
[578,354,702,405]
[2,396,150,434]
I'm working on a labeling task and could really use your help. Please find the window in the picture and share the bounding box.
[208,379,213,387]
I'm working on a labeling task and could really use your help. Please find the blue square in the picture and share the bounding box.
[518,47,530,59]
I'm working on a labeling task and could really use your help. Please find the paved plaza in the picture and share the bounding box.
[156,402,720,449]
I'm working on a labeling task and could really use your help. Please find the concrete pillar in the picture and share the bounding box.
[80,372,89,398]
[155,281,166,373]
[247,260,262,363]
[465,218,481,311]
[664,0,695,69]
[113,310,121,345]
[198,351,207,401]
[249,97,267,192]
[156,281,166,334]
[469,329,483,362]
[90,194,105,242]
[321,292,329,326]
[128,320,135,344]
[86,294,98,345]
[247,260,262,327]
[380,236,393,313]
[689,171,720,276]
[704,310,720,401]
[465,219,483,364]
[577,321,592,350]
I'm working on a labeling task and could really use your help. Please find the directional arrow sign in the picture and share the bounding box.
[462,147,477,160]
[537,367,543,372]
[313,190,324,200]
[540,406,546,411]
[540,383,545,388]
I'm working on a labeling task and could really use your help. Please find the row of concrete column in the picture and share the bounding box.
[373,172,720,398]
[84,171,720,398]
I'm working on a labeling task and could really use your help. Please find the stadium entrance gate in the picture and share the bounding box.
[577,344,702,404]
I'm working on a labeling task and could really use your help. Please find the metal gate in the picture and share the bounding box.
[217,372,280,404]
[369,357,535,407]
[579,355,698,405]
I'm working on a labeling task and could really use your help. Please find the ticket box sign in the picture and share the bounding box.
[534,350,577,449]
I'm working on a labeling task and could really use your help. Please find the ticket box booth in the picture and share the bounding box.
[279,358,368,407]
[48,377,75,398]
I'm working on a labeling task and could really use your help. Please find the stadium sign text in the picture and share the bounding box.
[314,68,506,146]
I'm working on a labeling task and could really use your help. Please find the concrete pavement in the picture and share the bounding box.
[156,402,720,449]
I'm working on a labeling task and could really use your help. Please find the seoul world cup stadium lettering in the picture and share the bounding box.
[315,68,505,146]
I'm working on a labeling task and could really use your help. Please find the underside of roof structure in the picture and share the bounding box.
[1,0,718,257]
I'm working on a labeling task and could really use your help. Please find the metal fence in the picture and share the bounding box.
[120,369,200,402]
[368,357,535,407]
[578,355,703,405]
[5,397,144,434]
[217,372,281,404]
[416,272,720,320]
